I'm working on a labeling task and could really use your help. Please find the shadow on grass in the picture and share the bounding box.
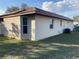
[0,32,79,59]
[39,32,79,44]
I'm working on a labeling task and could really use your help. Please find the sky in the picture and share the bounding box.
[0,0,79,19]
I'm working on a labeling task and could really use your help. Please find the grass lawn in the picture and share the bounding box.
[0,32,79,59]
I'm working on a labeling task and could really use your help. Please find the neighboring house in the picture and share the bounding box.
[0,7,74,41]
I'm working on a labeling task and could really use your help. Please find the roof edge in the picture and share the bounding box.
[0,7,73,21]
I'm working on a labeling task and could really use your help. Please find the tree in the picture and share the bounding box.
[5,6,20,13]
[5,3,28,13]
[21,3,28,10]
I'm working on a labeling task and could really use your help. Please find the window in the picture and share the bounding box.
[50,24,53,28]
[50,19,54,29]
[23,17,27,25]
[23,16,28,34]
[60,20,62,26]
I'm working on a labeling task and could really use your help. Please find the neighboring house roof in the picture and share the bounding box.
[0,7,73,21]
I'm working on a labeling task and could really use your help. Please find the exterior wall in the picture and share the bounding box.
[21,15,35,40]
[62,20,74,31]
[35,15,74,41]
[3,16,21,40]
[3,15,35,40]
[31,16,36,41]
[2,14,74,41]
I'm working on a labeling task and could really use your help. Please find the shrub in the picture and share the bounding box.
[74,24,79,32]
[63,28,71,33]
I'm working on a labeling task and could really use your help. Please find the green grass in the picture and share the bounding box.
[0,32,79,59]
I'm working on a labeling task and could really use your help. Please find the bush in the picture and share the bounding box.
[63,28,71,33]
[74,24,79,32]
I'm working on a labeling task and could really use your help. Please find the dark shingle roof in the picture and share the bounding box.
[0,7,73,21]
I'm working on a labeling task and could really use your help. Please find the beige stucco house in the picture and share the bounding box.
[0,7,74,41]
